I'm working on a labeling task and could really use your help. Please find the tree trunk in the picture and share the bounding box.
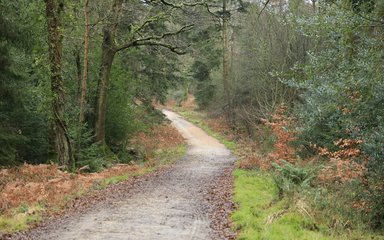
[230,26,235,75]
[93,0,187,143]
[45,0,74,169]
[94,29,116,143]
[222,0,232,121]
[342,0,355,61]
[79,0,89,124]
[94,0,122,144]
[74,47,82,95]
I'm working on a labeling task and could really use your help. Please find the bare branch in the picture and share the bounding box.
[157,0,221,18]
[204,2,220,18]
[115,24,194,52]
[258,0,271,17]
[133,41,187,55]
[160,0,205,8]
[131,14,166,37]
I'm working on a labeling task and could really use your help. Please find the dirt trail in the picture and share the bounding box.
[13,110,235,240]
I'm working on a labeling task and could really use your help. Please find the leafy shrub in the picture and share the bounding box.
[272,160,315,198]
[264,106,297,164]
[69,124,111,172]
[288,3,384,229]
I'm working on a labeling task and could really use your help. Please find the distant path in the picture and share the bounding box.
[15,110,236,240]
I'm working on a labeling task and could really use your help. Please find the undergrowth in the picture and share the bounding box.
[176,108,384,240]
[0,205,43,233]
[0,123,186,234]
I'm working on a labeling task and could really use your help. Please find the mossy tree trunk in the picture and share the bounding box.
[45,0,74,169]
[94,29,117,144]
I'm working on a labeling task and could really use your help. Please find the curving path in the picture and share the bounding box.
[15,110,235,240]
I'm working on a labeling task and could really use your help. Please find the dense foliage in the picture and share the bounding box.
[0,1,50,165]
[290,2,384,227]
[187,0,384,232]
[0,0,197,169]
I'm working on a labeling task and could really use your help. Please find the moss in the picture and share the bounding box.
[0,205,43,233]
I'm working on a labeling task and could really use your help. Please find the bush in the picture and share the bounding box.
[272,160,315,198]
[289,3,384,229]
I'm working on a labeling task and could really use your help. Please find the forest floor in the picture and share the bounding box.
[3,110,236,240]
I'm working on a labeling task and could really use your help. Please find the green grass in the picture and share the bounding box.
[0,205,43,233]
[102,174,131,186]
[99,144,187,188]
[156,144,187,165]
[232,169,335,240]
[98,168,153,188]
[232,169,384,240]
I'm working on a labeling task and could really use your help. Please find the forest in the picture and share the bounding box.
[1,0,384,239]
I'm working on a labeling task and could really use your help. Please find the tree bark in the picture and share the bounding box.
[94,0,121,144]
[45,0,74,169]
[94,29,116,143]
[222,0,232,121]
[79,0,89,124]
[74,47,82,95]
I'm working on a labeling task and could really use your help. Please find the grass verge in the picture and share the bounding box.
[100,144,187,188]
[233,169,333,240]
[176,109,384,240]
[0,205,43,233]
[233,169,384,240]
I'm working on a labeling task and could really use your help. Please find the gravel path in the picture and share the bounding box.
[7,110,236,240]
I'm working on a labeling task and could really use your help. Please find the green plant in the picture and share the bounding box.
[69,124,112,172]
[272,160,315,198]
[288,3,384,228]
[0,205,43,233]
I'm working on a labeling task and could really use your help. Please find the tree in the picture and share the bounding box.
[79,0,89,125]
[228,2,309,133]
[0,7,27,165]
[202,0,248,120]
[45,0,74,168]
[222,0,231,119]
[94,0,193,144]
[0,0,51,166]
[76,0,90,157]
